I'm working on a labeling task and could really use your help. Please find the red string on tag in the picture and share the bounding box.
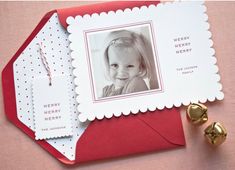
[38,42,52,86]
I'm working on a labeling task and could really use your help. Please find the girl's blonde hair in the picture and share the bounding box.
[103,30,158,89]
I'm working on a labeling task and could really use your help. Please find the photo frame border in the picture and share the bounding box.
[84,21,164,103]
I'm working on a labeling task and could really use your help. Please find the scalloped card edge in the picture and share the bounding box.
[66,1,224,122]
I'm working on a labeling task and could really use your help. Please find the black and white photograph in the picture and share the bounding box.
[85,23,161,100]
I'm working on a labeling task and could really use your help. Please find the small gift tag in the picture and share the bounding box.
[32,75,73,140]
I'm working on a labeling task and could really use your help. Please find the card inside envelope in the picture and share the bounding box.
[2,1,185,164]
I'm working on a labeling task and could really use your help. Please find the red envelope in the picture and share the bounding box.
[2,1,185,165]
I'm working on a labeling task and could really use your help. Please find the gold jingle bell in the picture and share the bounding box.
[186,103,208,125]
[204,122,227,146]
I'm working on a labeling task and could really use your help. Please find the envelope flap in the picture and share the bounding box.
[57,1,160,29]
[2,10,56,123]
[1,10,76,165]
[137,108,186,145]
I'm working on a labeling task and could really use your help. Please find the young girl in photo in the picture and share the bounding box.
[101,29,158,98]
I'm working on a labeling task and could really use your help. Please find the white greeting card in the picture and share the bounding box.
[32,76,73,140]
[67,1,224,122]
